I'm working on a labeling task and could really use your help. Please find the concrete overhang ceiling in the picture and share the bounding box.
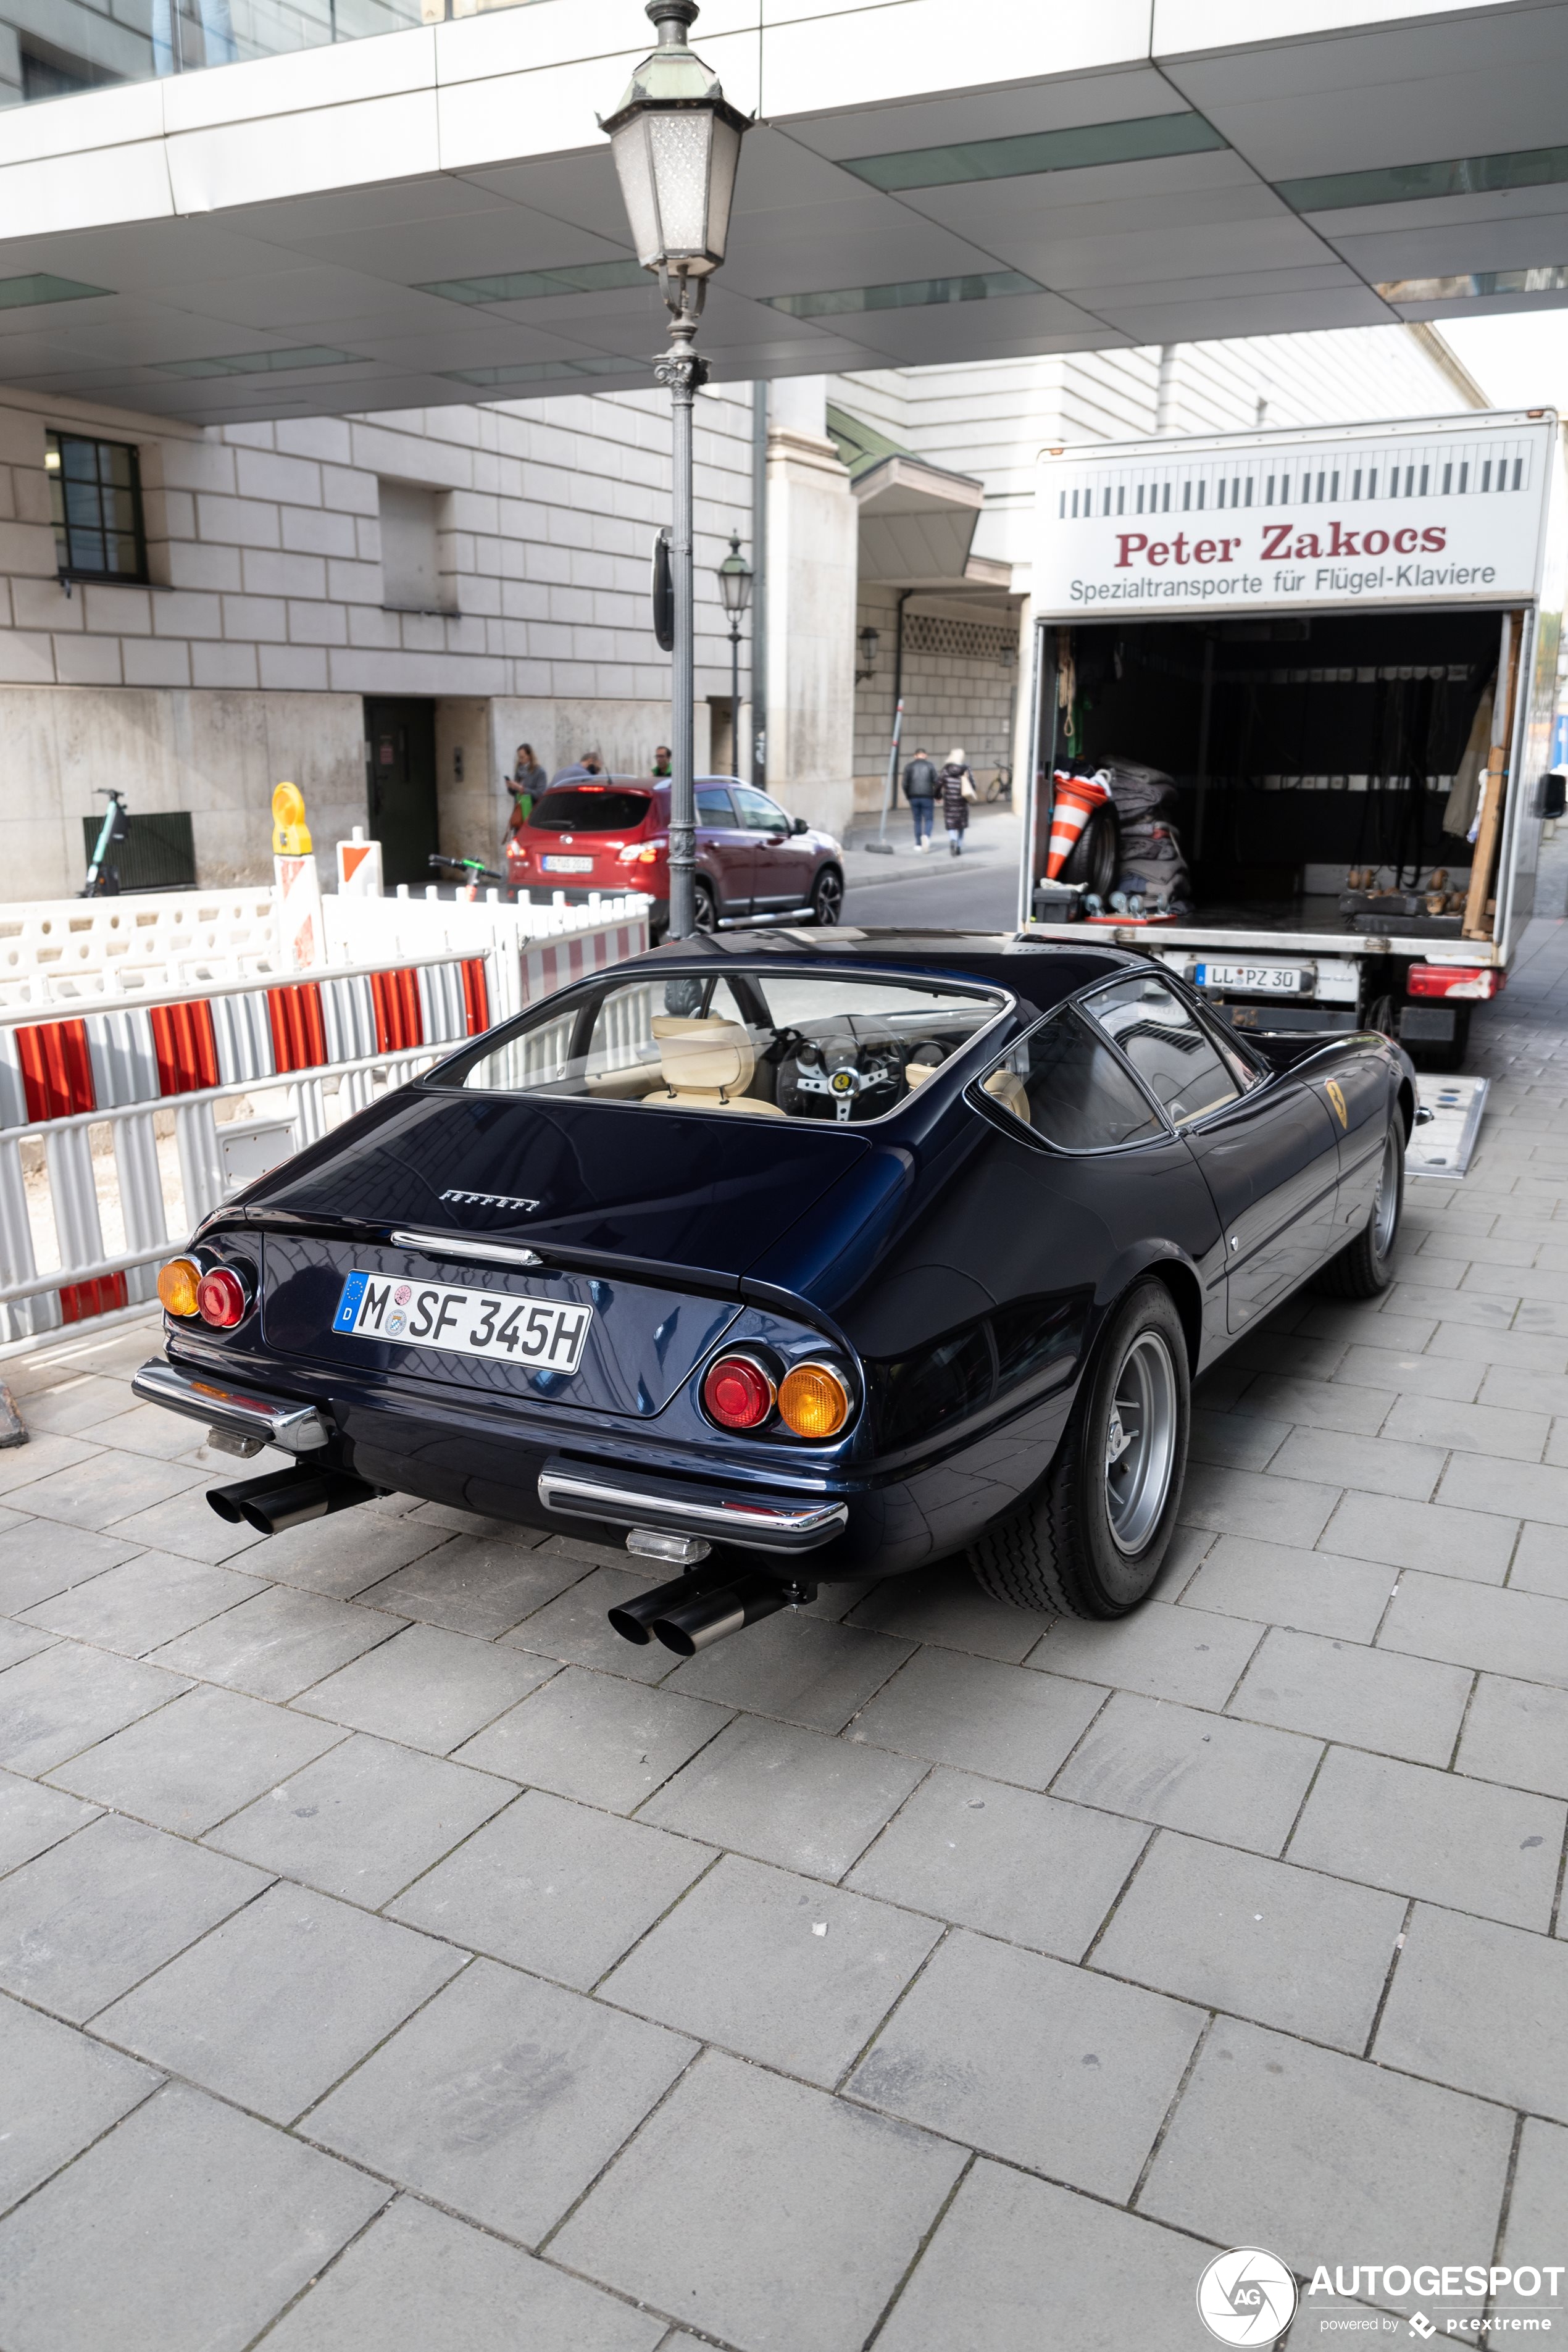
[853,454,985,585]
[0,0,1564,422]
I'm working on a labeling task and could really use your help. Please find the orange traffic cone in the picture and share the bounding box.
[1046,769,1114,879]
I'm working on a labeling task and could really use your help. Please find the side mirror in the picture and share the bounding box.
[791,815,809,836]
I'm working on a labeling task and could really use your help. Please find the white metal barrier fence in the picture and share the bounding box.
[0,900,648,1345]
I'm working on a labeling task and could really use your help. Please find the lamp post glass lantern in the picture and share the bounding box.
[717,530,752,775]
[603,0,750,936]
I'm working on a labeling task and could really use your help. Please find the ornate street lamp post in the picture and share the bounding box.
[603,0,749,936]
[715,530,753,775]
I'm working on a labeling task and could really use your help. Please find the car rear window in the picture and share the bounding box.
[436,967,1005,1124]
[530,789,652,832]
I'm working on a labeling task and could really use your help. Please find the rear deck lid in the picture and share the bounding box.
[249,1089,869,1414]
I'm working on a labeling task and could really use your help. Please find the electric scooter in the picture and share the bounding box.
[81,788,129,896]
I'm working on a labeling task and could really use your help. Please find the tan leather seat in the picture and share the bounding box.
[983,1066,1032,1125]
[645,1015,786,1116]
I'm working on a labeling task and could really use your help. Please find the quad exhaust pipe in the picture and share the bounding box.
[608,1556,815,1657]
[207,1462,380,1536]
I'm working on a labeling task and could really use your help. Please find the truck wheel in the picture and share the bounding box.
[968,1281,1190,1619]
[1314,1120,1403,1298]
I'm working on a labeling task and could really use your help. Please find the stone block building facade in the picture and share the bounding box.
[0,318,1482,900]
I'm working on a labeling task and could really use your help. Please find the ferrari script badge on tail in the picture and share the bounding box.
[439,1190,541,1212]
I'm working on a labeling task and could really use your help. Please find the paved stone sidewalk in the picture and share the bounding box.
[2,922,1568,2351]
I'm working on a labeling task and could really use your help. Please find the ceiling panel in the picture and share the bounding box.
[781,64,1190,160]
[1328,212,1568,281]
[839,287,1109,362]
[1164,9,1568,178]
[1090,284,1394,339]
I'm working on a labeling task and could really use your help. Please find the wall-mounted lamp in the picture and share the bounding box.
[856,624,880,682]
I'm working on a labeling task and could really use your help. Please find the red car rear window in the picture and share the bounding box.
[530,789,653,833]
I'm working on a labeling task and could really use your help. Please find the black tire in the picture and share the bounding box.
[1060,805,1120,898]
[968,1280,1190,1619]
[810,865,844,926]
[691,878,719,933]
[1314,1117,1404,1298]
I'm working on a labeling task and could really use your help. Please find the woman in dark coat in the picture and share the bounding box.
[939,748,977,855]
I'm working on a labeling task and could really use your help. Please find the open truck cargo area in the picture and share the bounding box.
[1022,409,1567,1064]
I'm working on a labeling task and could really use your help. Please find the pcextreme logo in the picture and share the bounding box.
[1198,2249,1299,2345]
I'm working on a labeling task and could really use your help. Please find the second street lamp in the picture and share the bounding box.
[716,530,752,777]
[603,0,749,938]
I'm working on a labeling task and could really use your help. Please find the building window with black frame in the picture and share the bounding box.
[46,430,148,583]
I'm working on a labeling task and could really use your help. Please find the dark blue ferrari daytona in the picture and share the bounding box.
[133,931,1417,1654]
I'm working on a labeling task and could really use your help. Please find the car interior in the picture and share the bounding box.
[452,969,1004,1122]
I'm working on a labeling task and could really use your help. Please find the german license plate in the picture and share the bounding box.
[542,854,593,872]
[1195,962,1308,995]
[332,1272,592,1373]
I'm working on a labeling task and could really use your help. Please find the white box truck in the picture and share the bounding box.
[1021,409,1567,1063]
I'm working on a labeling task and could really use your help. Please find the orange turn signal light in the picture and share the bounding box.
[777,1362,850,1440]
[157,1257,202,1317]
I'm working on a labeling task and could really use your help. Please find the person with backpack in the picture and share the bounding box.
[940,748,977,855]
[902,746,939,849]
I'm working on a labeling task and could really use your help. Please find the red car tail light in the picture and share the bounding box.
[196,1266,249,1328]
[702,1354,775,1429]
[1406,964,1504,1001]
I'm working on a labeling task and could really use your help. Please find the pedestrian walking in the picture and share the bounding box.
[507,743,545,843]
[940,748,977,855]
[902,745,939,849]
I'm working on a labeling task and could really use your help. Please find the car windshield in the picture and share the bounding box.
[530,788,653,832]
[438,967,1004,1124]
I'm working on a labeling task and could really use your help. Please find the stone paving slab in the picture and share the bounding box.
[4,917,1568,2346]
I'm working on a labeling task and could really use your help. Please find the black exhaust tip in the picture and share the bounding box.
[207,1465,380,1536]
[607,1555,739,1646]
[649,1569,793,1658]
[206,1464,306,1525]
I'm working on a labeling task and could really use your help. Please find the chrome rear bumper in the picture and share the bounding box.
[131,1359,330,1453]
[538,1457,847,1554]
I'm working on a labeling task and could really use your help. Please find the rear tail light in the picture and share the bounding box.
[157,1257,202,1317]
[1407,964,1504,1001]
[620,841,662,865]
[702,1355,775,1429]
[778,1363,851,1439]
[196,1267,250,1328]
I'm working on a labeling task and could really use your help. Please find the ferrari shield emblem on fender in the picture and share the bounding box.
[1325,1080,1348,1128]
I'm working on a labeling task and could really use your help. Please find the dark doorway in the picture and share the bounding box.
[365,698,438,889]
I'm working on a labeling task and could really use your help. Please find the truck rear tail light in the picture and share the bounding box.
[702,1354,775,1429]
[1407,965,1504,1001]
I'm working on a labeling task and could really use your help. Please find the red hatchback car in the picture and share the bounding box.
[506,775,844,936]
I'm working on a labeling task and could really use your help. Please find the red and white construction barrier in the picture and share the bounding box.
[0,900,647,1343]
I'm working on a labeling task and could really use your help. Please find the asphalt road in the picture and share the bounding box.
[838,802,1022,935]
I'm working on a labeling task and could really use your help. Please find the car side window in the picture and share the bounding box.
[696,786,735,825]
[978,1009,1166,1151]
[735,786,788,833]
[1081,974,1241,1127]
